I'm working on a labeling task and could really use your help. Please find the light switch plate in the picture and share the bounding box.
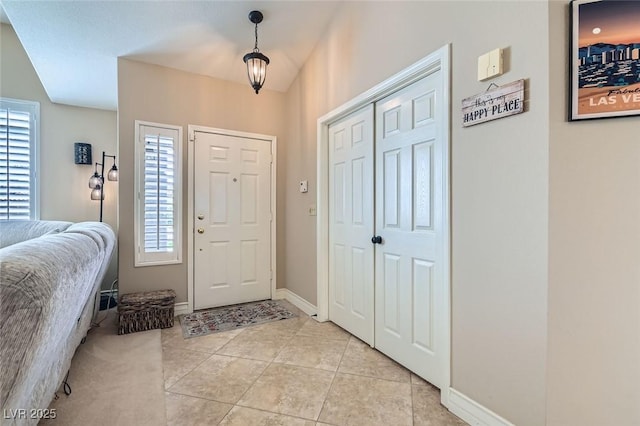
[299,180,308,193]
[478,48,504,81]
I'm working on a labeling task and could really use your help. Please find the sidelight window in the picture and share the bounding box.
[134,121,182,266]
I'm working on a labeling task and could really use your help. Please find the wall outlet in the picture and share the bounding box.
[309,205,317,216]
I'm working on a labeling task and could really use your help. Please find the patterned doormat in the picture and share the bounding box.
[179,299,297,338]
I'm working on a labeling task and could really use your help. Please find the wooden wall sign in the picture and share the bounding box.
[462,79,525,127]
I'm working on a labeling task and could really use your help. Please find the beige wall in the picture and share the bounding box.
[117,58,286,302]
[1,24,118,289]
[285,2,549,425]
[7,1,640,423]
[546,1,640,425]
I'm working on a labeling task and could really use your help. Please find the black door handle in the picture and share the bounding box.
[371,236,382,244]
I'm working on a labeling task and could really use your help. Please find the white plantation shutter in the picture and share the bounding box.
[144,134,175,252]
[0,99,39,220]
[135,121,182,266]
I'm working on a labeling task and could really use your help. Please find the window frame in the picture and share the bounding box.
[0,97,40,220]
[134,120,183,267]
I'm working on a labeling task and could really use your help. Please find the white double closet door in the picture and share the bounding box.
[328,72,446,388]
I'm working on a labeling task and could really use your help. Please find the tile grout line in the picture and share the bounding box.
[161,338,220,392]
[411,377,415,426]
[164,380,237,424]
[316,334,353,424]
[335,338,414,384]
[164,325,298,425]
[165,317,357,425]
[163,387,236,410]
[161,321,254,396]
[228,318,350,423]
[216,317,310,425]
[212,326,249,354]
[226,404,333,425]
[332,369,412,385]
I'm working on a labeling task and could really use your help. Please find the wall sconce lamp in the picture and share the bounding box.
[88,151,118,222]
[243,10,270,94]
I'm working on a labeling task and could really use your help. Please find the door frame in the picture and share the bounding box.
[316,45,451,405]
[186,125,277,314]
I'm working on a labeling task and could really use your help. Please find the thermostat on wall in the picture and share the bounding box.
[478,48,504,81]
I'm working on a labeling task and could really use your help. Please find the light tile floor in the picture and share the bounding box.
[162,306,466,426]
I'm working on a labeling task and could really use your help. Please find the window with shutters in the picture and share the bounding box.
[134,121,182,266]
[0,98,39,221]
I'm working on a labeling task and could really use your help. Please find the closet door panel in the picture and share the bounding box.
[328,104,375,345]
[374,72,446,388]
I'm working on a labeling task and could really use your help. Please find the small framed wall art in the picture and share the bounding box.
[570,0,640,121]
[74,142,92,165]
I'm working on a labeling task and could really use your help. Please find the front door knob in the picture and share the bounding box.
[197,228,205,234]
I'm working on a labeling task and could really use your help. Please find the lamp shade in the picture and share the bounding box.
[89,172,102,189]
[107,164,118,181]
[91,184,104,200]
[243,51,269,94]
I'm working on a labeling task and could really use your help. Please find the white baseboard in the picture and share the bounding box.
[274,288,317,317]
[173,302,191,317]
[447,388,514,426]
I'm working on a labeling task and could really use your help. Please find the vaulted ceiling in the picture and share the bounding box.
[1,1,342,110]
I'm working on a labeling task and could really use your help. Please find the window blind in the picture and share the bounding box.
[0,104,34,220]
[143,134,175,253]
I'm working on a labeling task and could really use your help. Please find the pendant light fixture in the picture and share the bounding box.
[243,10,270,94]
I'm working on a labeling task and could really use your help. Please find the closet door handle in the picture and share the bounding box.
[371,236,382,244]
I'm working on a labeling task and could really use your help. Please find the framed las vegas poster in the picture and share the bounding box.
[570,0,640,121]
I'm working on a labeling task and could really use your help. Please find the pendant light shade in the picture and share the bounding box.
[89,161,102,189]
[243,51,270,94]
[89,171,102,189]
[91,184,104,200]
[243,11,270,94]
[107,163,118,181]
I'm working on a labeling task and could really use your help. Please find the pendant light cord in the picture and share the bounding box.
[254,22,259,51]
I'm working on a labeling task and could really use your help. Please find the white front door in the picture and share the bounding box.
[193,130,272,309]
[374,72,446,388]
[328,104,375,345]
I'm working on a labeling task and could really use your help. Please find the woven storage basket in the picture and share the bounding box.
[118,289,176,335]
